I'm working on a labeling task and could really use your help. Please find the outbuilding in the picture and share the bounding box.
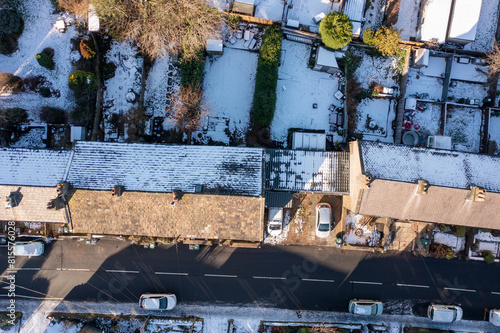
[232,0,254,16]
[416,0,453,43]
[206,39,223,55]
[447,0,481,44]
[313,47,339,74]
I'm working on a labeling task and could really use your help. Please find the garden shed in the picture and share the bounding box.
[416,0,453,43]
[313,47,339,74]
[232,0,255,16]
[447,0,481,43]
[88,4,100,32]
[206,40,223,55]
[291,132,326,150]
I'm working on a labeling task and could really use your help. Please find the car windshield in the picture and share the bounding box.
[318,223,330,231]
[159,297,167,309]
[269,224,281,230]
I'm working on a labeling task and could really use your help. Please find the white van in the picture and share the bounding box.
[267,208,283,236]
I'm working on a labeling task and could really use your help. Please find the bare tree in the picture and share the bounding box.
[90,0,223,60]
[486,41,500,76]
[59,0,90,17]
[166,84,210,133]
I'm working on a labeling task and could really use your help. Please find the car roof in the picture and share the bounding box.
[268,208,283,221]
[13,241,44,256]
[353,304,372,315]
[490,309,500,326]
[431,305,457,322]
[318,207,331,224]
[143,298,162,309]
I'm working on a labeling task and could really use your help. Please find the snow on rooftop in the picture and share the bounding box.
[88,4,100,32]
[286,0,333,30]
[254,0,284,21]
[447,0,481,42]
[316,47,339,68]
[394,0,421,40]
[206,39,223,52]
[464,0,499,52]
[343,0,366,22]
[450,59,488,83]
[359,141,500,193]
[417,0,452,43]
[0,147,72,186]
[67,142,263,196]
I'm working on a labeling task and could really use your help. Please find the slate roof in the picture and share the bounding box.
[67,142,263,196]
[360,141,500,193]
[0,147,72,187]
[359,179,500,229]
[0,186,66,223]
[265,149,350,193]
[68,190,264,241]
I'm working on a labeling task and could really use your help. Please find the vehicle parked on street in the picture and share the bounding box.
[427,304,463,323]
[348,299,383,315]
[139,293,177,310]
[490,309,500,326]
[267,207,283,236]
[315,203,332,238]
[13,241,44,256]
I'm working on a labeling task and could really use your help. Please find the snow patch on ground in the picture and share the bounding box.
[353,48,399,90]
[10,127,46,148]
[448,81,489,103]
[433,230,465,252]
[254,0,284,21]
[286,0,334,32]
[444,106,482,152]
[355,98,396,143]
[394,0,421,40]
[406,102,442,135]
[362,0,387,33]
[464,0,500,52]
[0,0,77,123]
[489,113,500,154]
[344,211,381,246]
[144,56,180,119]
[406,69,443,101]
[272,40,342,142]
[263,210,291,245]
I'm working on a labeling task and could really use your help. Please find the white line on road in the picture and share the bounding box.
[397,283,430,288]
[155,272,189,276]
[0,294,63,300]
[350,280,383,285]
[105,269,139,274]
[253,276,286,280]
[204,274,237,278]
[5,268,41,271]
[492,291,500,295]
[444,287,476,293]
[302,278,335,283]
[56,268,90,272]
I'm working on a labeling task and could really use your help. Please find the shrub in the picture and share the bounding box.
[0,10,23,35]
[452,226,467,238]
[36,52,55,70]
[483,251,496,264]
[79,39,96,59]
[431,243,448,259]
[0,72,22,93]
[68,70,97,92]
[0,107,28,140]
[102,62,116,80]
[319,12,352,50]
[70,106,95,127]
[226,14,241,30]
[42,47,55,59]
[251,25,282,127]
[40,106,67,124]
[445,248,456,260]
[363,28,375,45]
[180,50,205,87]
[39,86,51,97]
[438,224,452,233]
[337,50,362,80]
[371,26,401,57]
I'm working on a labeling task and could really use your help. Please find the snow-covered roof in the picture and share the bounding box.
[88,4,100,32]
[206,39,223,53]
[316,47,339,69]
[292,132,326,150]
[343,0,366,22]
[417,0,453,43]
[448,0,481,42]
[359,141,500,193]
[0,148,72,187]
[265,149,350,193]
[67,142,263,196]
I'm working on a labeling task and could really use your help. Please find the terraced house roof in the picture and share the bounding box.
[0,147,72,186]
[67,142,264,196]
[265,149,350,193]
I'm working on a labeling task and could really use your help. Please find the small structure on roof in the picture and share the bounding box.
[88,4,100,32]
[232,0,254,16]
[286,19,300,29]
[447,0,481,44]
[292,132,326,151]
[206,39,223,55]
[343,0,365,36]
[416,0,453,43]
[313,47,339,74]
[312,12,326,24]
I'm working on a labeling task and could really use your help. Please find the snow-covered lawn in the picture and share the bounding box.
[344,211,381,247]
[394,0,420,40]
[198,49,258,144]
[464,0,500,52]
[352,49,400,90]
[254,0,284,21]
[444,106,482,152]
[263,210,291,244]
[363,0,387,33]
[286,0,334,31]
[407,102,442,136]
[355,98,396,143]
[144,56,180,119]
[448,81,489,103]
[0,0,78,125]
[488,112,500,154]
[406,69,443,101]
[272,40,341,142]
[433,230,465,252]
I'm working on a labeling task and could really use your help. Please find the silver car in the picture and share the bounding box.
[13,241,44,257]
[490,309,500,326]
[348,299,383,315]
[315,203,332,238]
[427,304,463,323]
[139,293,177,310]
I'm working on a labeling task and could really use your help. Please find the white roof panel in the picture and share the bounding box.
[418,0,453,43]
[448,0,481,42]
[316,47,339,69]
[206,39,223,52]
[343,0,366,22]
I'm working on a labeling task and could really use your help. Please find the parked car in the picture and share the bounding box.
[490,309,500,326]
[13,241,44,257]
[267,207,283,236]
[348,299,383,315]
[139,293,177,310]
[427,304,463,323]
[315,203,332,238]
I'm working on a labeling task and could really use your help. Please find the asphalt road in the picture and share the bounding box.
[1,238,499,321]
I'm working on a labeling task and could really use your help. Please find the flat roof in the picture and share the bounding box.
[207,39,223,52]
[316,47,339,68]
[448,0,481,42]
[343,0,366,22]
[418,0,453,43]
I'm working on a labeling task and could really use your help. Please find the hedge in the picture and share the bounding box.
[0,10,23,35]
[40,106,67,124]
[251,25,282,126]
[180,50,205,88]
[68,70,97,92]
[36,52,55,70]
